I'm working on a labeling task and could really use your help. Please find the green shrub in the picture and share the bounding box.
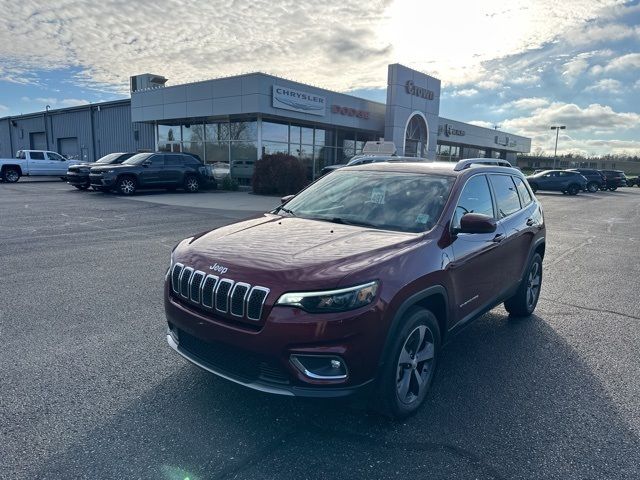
[221,175,239,191]
[252,153,307,195]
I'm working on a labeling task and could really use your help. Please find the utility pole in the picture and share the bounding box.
[550,125,566,169]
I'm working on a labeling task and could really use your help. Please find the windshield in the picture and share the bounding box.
[122,153,153,165]
[96,153,120,164]
[279,170,454,233]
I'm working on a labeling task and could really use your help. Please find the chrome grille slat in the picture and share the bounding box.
[171,264,269,322]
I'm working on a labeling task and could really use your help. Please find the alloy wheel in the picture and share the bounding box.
[120,179,135,194]
[5,170,19,182]
[396,325,435,405]
[526,261,541,310]
[186,177,199,192]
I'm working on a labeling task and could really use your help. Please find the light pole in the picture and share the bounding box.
[550,125,566,169]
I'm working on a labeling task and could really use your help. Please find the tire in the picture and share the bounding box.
[587,182,599,193]
[375,307,440,419]
[74,184,89,191]
[2,167,21,183]
[116,176,137,195]
[504,253,543,317]
[184,175,200,193]
[567,184,579,195]
[529,183,538,193]
[609,187,617,191]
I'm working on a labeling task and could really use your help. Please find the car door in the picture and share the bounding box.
[537,172,557,190]
[488,174,533,289]
[26,151,47,174]
[46,152,69,175]
[162,154,185,186]
[138,154,165,186]
[448,174,507,322]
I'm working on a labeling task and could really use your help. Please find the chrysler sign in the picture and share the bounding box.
[272,85,326,116]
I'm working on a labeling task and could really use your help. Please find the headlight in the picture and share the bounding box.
[276,281,378,313]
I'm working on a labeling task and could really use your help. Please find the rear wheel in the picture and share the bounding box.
[587,182,599,193]
[609,187,617,191]
[505,253,543,317]
[184,175,200,193]
[117,176,137,195]
[567,184,579,195]
[3,167,20,183]
[375,307,440,419]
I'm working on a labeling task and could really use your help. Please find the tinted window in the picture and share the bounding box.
[122,153,153,165]
[453,175,494,229]
[48,152,65,161]
[490,174,521,218]
[165,155,184,166]
[513,177,532,206]
[148,155,165,166]
[30,151,45,160]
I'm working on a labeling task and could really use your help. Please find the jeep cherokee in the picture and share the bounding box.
[164,159,545,418]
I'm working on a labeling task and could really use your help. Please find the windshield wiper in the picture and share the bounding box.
[328,217,377,228]
[278,206,296,217]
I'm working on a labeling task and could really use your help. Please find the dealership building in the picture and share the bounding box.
[0,64,531,181]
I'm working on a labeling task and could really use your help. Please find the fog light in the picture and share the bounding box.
[168,324,180,345]
[290,354,348,380]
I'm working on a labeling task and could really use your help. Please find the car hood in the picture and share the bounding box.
[173,214,421,290]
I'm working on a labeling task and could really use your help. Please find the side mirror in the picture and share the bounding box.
[280,194,295,204]
[456,213,497,234]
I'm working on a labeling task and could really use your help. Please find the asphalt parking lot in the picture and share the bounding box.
[1,181,639,480]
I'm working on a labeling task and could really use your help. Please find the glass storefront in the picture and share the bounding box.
[156,118,379,181]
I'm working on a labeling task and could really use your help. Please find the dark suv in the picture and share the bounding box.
[601,170,627,191]
[164,159,545,418]
[67,152,134,190]
[525,170,587,195]
[89,152,213,195]
[567,168,606,193]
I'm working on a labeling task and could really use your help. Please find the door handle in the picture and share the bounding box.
[492,233,504,243]
[526,218,535,226]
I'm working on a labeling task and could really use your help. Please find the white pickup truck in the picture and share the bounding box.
[0,150,82,183]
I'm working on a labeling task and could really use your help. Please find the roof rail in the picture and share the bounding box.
[453,158,513,171]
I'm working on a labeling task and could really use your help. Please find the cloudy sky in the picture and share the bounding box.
[0,0,638,156]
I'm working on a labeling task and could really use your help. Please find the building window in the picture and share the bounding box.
[262,121,289,143]
[404,114,428,158]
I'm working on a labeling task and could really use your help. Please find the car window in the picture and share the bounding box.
[165,155,184,166]
[30,152,45,160]
[489,174,521,218]
[452,175,494,229]
[149,155,165,166]
[513,177,532,206]
[48,152,65,161]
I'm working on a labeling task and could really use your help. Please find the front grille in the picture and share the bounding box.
[177,328,290,385]
[170,263,270,322]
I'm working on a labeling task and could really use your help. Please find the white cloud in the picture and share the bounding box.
[59,98,89,107]
[20,96,90,108]
[501,102,640,138]
[467,120,495,129]
[504,97,550,111]
[634,79,640,90]
[0,104,8,112]
[584,78,624,94]
[565,22,640,46]
[591,53,640,74]
[451,88,478,97]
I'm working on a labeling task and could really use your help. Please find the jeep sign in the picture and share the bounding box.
[272,85,326,116]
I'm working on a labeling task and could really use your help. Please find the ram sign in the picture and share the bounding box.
[272,85,326,116]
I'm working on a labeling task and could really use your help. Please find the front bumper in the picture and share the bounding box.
[67,172,90,186]
[89,174,116,188]
[164,285,387,397]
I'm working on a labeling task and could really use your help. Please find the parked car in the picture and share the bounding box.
[164,158,545,418]
[320,154,400,176]
[89,152,214,195]
[525,170,587,195]
[67,152,135,190]
[601,170,627,191]
[626,176,639,187]
[567,168,606,193]
[0,150,82,183]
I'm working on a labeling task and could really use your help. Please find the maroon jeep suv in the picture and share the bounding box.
[164,159,545,418]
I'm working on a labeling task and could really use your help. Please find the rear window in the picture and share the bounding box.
[489,174,521,218]
[513,177,532,206]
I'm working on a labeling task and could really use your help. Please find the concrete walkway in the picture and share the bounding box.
[124,189,281,212]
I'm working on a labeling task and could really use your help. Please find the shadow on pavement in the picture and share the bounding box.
[34,311,640,480]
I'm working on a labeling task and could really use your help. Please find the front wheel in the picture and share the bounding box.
[587,182,599,193]
[567,184,579,195]
[184,175,200,193]
[3,168,21,183]
[504,253,543,317]
[117,176,137,195]
[375,307,440,419]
